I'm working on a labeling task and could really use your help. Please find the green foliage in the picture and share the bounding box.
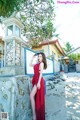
[68,54,76,61]
[68,53,80,61]
[63,42,73,53]
[43,19,53,39]
[0,0,43,17]
[20,0,57,47]
[0,0,57,48]
[0,0,24,17]
[77,54,80,60]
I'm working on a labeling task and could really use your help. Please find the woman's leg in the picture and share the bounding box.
[30,85,37,120]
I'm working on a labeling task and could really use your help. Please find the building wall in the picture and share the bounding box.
[0,40,4,68]
[50,45,62,59]
[0,40,4,60]
[32,44,63,59]
[32,44,62,73]
[77,60,80,64]
[42,45,49,56]
[42,44,63,60]
[24,48,54,75]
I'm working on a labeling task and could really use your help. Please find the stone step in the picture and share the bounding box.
[0,67,25,76]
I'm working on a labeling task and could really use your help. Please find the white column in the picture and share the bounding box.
[4,41,6,66]
[13,23,15,36]
[13,40,15,66]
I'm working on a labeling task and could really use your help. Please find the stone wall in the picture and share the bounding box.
[76,64,80,72]
[0,76,32,120]
[0,67,25,76]
[0,74,66,120]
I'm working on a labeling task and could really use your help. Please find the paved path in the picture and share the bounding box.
[45,72,80,120]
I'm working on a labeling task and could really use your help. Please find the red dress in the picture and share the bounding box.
[32,62,45,120]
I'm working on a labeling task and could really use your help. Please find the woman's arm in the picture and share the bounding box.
[37,62,44,89]
[29,55,35,67]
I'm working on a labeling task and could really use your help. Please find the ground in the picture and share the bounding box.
[45,72,80,120]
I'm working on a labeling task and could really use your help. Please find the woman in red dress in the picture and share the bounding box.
[29,52,47,120]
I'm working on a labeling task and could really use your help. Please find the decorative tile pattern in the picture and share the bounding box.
[15,42,21,66]
[6,41,14,65]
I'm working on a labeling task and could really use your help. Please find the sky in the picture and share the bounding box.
[54,0,80,48]
[0,1,80,49]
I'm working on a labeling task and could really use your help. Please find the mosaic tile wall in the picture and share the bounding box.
[15,42,21,66]
[6,40,14,65]
[5,41,21,66]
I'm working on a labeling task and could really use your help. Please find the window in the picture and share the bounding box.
[52,51,55,58]
[7,25,13,36]
[15,25,20,37]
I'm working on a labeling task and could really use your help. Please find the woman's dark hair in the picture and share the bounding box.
[38,52,47,69]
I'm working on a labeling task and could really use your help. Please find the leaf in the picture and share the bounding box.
[36,0,40,2]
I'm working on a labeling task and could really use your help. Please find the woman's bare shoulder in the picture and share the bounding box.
[40,62,44,67]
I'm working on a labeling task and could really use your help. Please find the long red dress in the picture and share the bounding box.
[32,62,45,120]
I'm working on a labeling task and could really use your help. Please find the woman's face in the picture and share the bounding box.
[38,54,43,62]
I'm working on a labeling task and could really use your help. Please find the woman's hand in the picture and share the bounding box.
[29,55,35,67]
[32,55,35,59]
[37,82,40,89]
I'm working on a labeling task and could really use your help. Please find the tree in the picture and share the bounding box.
[63,42,74,53]
[0,0,22,17]
[0,0,58,48]
[68,54,76,61]
[19,0,57,47]
[68,53,80,61]
[0,0,40,17]
[77,53,80,60]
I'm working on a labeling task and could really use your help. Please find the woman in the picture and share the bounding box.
[29,52,47,120]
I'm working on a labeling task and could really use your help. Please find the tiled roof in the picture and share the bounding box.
[39,39,65,55]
